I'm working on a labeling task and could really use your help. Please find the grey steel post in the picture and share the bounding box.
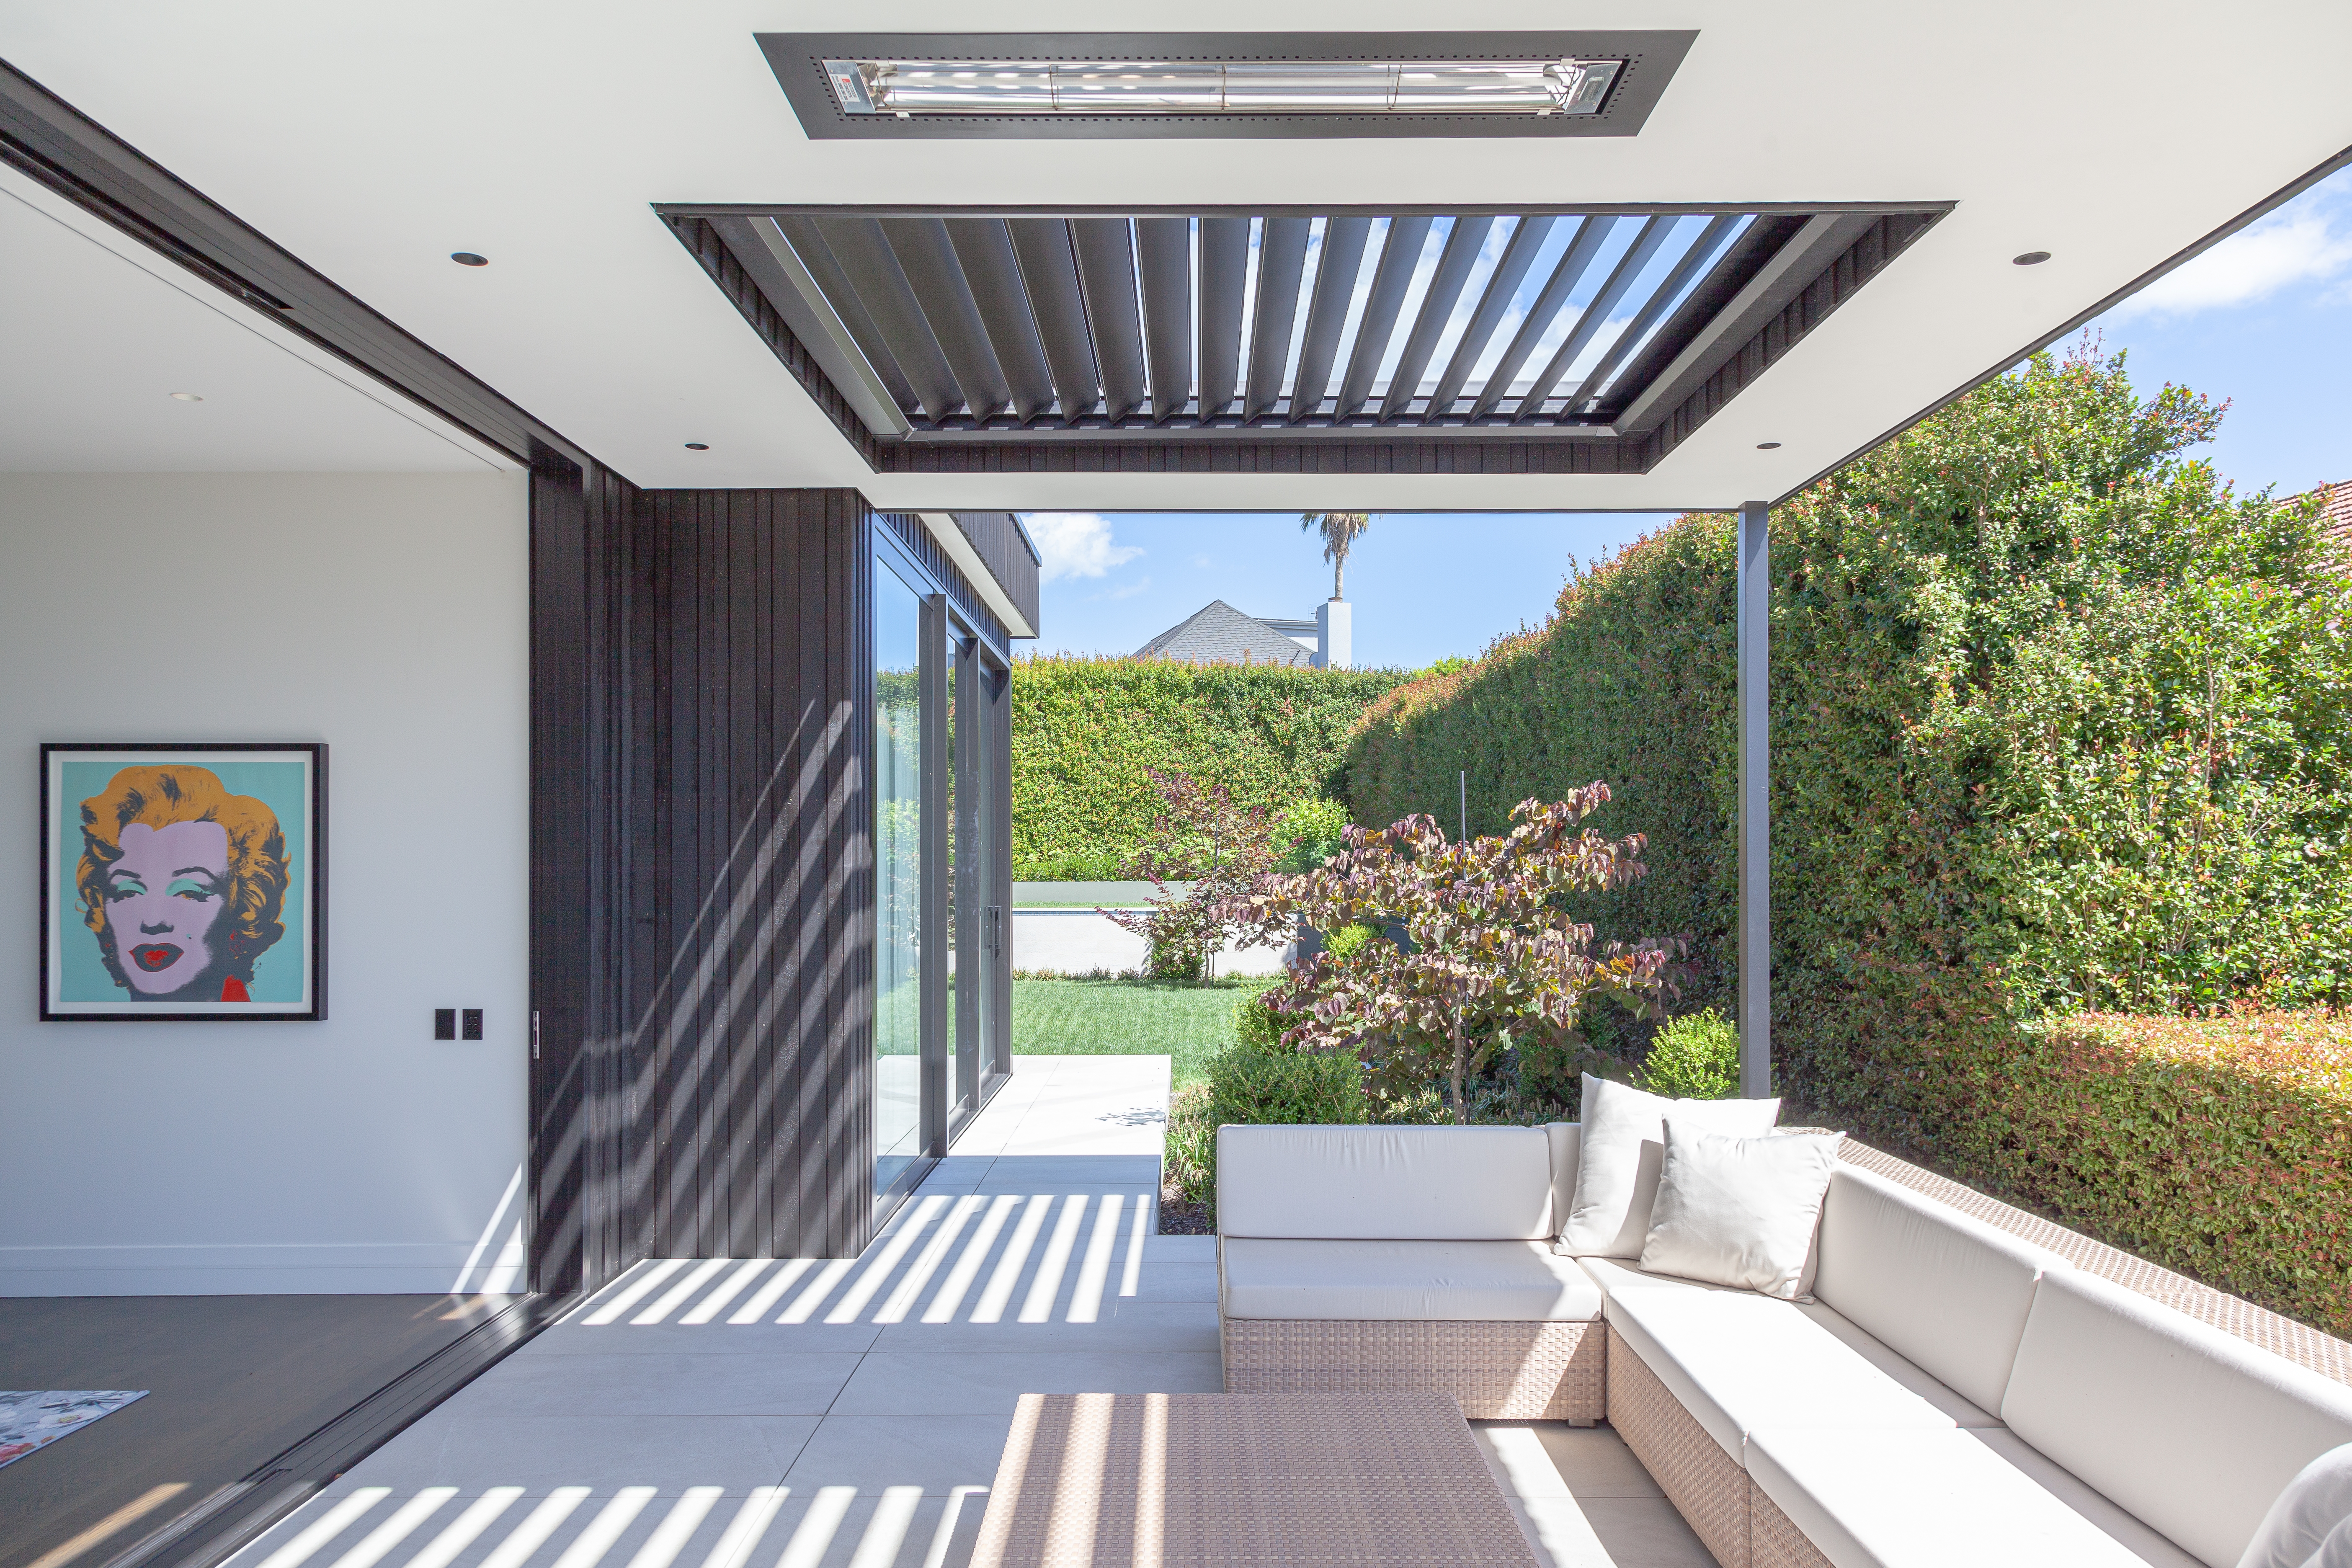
[1736,500,1772,1097]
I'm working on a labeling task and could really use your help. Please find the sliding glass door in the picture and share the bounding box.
[872,516,1018,1215]
[873,564,924,1204]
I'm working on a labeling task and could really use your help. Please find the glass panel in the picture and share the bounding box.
[944,636,959,1114]
[874,565,923,1199]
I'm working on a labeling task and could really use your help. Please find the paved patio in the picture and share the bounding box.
[227,1057,1706,1568]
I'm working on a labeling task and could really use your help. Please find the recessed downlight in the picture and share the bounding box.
[684,442,710,451]
[451,252,489,267]
[170,392,204,402]
[1756,441,1781,450]
[2012,251,2051,266]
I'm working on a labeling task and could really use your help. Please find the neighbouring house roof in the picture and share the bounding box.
[1132,600,1315,667]
[2285,480,2352,567]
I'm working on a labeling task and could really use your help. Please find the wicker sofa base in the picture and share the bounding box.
[1607,1328,1749,1568]
[1747,1476,1835,1568]
[1221,1317,1606,1422]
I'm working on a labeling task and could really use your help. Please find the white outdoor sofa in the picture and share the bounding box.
[1217,1122,2352,1568]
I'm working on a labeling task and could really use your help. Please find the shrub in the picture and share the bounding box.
[1272,797,1353,872]
[1168,1006,1366,1213]
[1640,1009,1741,1099]
[1012,657,1409,881]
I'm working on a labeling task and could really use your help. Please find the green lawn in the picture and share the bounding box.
[1011,977,1265,1088]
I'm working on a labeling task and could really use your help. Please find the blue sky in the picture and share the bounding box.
[1026,168,2352,671]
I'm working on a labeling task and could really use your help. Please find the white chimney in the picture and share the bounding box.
[1316,598,1352,669]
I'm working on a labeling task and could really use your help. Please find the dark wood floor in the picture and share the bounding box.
[0,1295,515,1568]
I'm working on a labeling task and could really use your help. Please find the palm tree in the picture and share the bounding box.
[1300,512,1371,599]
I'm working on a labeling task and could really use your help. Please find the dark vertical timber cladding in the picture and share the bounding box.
[531,483,1018,1275]
[529,452,639,1296]
[632,490,876,1261]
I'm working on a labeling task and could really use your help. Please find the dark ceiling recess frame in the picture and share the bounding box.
[760,32,1696,142]
[660,203,1947,478]
[0,58,593,473]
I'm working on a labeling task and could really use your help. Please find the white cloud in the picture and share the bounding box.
[1025,513,1143,583]
[2109,200,2352,320]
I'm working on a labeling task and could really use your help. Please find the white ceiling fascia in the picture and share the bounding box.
[3,3,2344,506]
[0,162,518,473]
[918,513,1037,637]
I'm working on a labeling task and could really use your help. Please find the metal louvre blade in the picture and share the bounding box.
[1379,216,1493,420]
[1289,215,1372,422]
[811,215,962,422]
[1072,218,1148,420]
[943,218,1056,421]
[1512,213,1674,420]
[878,217,1013,420]
[770,214,922,417]
[1245,216,1313,418]
[1196,217,1250,419]
[1336,215,1432,419]
[1556,212,1741,412]
[1006,219,1101,418]
[1469,215,1617,420]
[1424,214,1554,420]
[1135,217,1193,420]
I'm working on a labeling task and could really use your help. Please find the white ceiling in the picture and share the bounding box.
[0,162,512,473]
[1,2,2345,507]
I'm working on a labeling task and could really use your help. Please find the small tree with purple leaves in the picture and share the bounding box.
[1231,784,1687,1121]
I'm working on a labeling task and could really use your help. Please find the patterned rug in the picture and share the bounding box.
[0,1391,147,1468]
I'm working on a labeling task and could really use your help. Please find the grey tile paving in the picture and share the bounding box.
[313,1414,816,1500]
[448,1351,861,1417]
[231,1056,1696,1568]
[526,1322,885,1355]
[779,1414,1017,1496]
[829,1351,1225,1415]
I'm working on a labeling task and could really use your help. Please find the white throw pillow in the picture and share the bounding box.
[1556,1074,1781,1257]
[1637,1122,1845,1299]
[2239,1443,2352,1568]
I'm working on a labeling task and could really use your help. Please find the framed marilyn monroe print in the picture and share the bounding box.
[41,744,326,1021]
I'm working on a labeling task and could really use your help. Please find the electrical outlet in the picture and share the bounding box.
[462,1008,484,1041]
[434,1008,456,1041]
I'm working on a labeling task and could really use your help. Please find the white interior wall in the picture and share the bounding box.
[0,472,531,1295]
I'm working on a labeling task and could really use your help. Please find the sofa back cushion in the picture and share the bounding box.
[1812,1163,2059,1414]
[2000,1267,2352,1568]
[1216,1124,1554,1240]
[1545,1122,1581,1225]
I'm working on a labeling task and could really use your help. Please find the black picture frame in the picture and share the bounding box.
[40,743,328,1022]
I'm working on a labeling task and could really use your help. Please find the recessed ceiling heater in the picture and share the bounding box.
[822,57,1624,119]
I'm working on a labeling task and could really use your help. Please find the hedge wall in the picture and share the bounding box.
[1343,348,2352,1323]
[1012,657,1409,880]
[1949,1010,2352,1334]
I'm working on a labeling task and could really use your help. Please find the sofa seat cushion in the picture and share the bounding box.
[1748,1426,2192,1567]
[1604,1287,1956,1462]
[1574,1254,1743,1297]
[2001,1268,2352,1568]
[1219,1238,1603,1322]
[1795,1301,2001,1428]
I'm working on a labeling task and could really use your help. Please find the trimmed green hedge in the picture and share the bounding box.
[1953,1011,2352,1335]
[1341,348,2352,1326]
[1013,657,1409,880]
